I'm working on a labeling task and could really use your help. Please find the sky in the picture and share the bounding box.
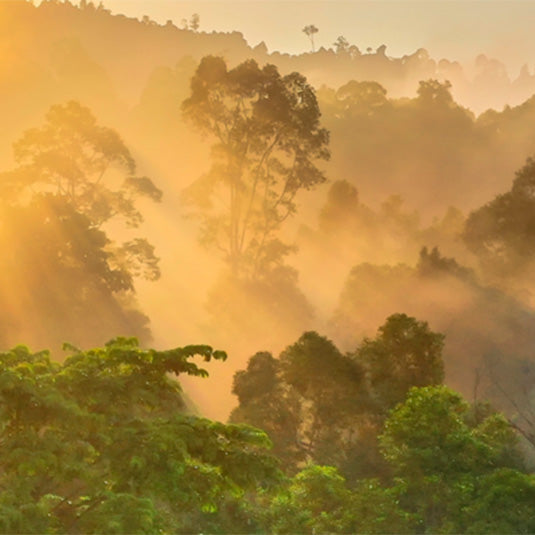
[103,0,535,75]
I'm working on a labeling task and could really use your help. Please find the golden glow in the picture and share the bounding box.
[1,0,535,420]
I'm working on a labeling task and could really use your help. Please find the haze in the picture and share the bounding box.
[2,0,535,425]
[5,2,535,530]
[104,0,535,74]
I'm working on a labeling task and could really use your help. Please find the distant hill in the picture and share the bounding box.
[2,0,535,122]
[2,0,535,215]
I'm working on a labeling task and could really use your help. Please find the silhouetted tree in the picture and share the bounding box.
[190,13,200,31]
[0,101,162,348]
[355,313,445,413]
[333,35,349,54]
[231,315,445,481]
[464,157,535,285]
[182,56,329,279]
[230,351,303,467]
[417,79,454,106]
[376,44,387,56]
[302,24,319,52]
[231,331,367,475]
[181,13,200,31]
[336,80,388,116]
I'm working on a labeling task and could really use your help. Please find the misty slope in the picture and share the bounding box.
[2,1,535,134]
[2,1,535,421]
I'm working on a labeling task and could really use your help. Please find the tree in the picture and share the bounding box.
[376,44,387,56]
[480,351,535,451]
[230,316,448,481]
[463,157,535,296]
[0,196,152,348]
[318,179,362,233]
[245,384,534,534]
[3,101,162,227]
[182,56,329,279]
[333,35,349,54]
[189,13,200,31]
[355,314,445,413]
[335,80,389,116]
[266,465,353,534]
[230,352,303,467]
[379,385,524,533]
[0,101,162,348]
[0,338,280,533]
[302,25,319,52]
[230,330,377,479]
[417,79,454,106]
[278,331,369,469]
[462,468,535,534]
[259,385,533,535]
[417,245,474,280]
[181,13,200,31]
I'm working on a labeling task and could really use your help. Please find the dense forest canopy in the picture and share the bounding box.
[3,1,535,532]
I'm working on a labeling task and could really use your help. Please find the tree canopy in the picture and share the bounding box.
[0,102,162,348]
[0,338,280,534]
[230,314,446,481]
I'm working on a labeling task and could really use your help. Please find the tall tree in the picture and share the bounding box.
[302,25,319,52]
[182,56,329,279]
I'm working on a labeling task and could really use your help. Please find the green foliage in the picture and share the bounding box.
[381,386,520,478]
[266,465,352,534]
[265,466,415,535]
[1,336,534,535]
[330,246,535,429]
[463,468,535,534]
[0,339,280,533]
[231,316,445,481]
[232,331,369,475]
[349,479,415,534]
[355,314,445,413]
[379,385,524,533]
[280,331,364,403]
[230,351,305,469]
[231,325,534,533]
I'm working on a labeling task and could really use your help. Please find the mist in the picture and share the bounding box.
[1,0,535,427]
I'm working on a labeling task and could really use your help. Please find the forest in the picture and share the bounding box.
[2,0,535,532]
